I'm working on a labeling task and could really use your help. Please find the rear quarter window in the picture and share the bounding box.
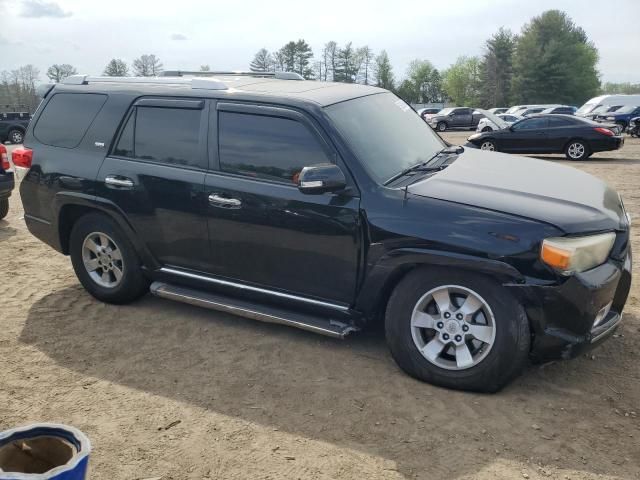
[34,93,107,148]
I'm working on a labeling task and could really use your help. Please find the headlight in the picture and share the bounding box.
[468,133,481,141]
[540,232,615,274]
[606,116,615,120]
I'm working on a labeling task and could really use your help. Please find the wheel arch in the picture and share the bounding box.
[55,193,159,270]
[355,248,525,324]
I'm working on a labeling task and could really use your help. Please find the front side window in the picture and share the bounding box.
[113,106,202,168]
[34,93,107,148]
[218,111,330,184]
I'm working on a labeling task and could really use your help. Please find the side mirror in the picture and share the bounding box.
[297,164,346,194]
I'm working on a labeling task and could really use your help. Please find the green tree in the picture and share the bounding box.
[511,10,599,105]
[277,40,314,79]
[443,56,482,106]
[250,48,273,72]
[103,59,128,76]
[334,42,362,83]
[374,50,394,90]
[396,60,445,103]
[46,64,77,83]
[601,82,640,94]
[132,54,163,77]
[321,41,338,81]
[357,46,375,85]
[480,28,515,107]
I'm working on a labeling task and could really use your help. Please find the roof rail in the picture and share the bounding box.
[161,70,304,81]
[62,74,229,90]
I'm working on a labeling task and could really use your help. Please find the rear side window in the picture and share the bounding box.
[34,93,107,148]
[114,106,202,168]
[548,117,574,127]
[218,112,329,184]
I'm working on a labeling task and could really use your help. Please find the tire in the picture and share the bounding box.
[385,267,530,392]
[565,140,589,160]
[480,139,497,151]
[69,212,149,304]
[0,198,8,220]
[481,126,492,132]
[8,129,24,145]
[436,122,447,132]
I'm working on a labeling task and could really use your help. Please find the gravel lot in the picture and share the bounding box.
[1,135,639,480]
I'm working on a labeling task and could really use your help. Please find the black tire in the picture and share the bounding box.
[0,198,8,220]
[436,121,447,132]
[385,267,530,392]
[69,212,149,304]
[564,139,590,160]
[480,139,497,152]
[8,129,24,145]
[481,126,492,132]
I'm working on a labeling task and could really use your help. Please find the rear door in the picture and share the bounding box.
[500,117,549,152]
[546,117,576,151]
[96,98,212,272]
[203,102,361,304]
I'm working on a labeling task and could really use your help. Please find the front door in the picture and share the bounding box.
[97,98,211,272]
[500,117,549,153]
[203,103,361,304]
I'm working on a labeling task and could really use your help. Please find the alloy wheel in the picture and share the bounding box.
[410,285,496,370]
[10,131,23,144]
[82,232,124,288]
[567,142,585,159]
[480,141,495,151]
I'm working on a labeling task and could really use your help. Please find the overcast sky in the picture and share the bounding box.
[1,0,638,84]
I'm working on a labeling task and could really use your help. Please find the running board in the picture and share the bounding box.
[150,281,358,339]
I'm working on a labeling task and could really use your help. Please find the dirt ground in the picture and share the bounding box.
[1,135,639,480]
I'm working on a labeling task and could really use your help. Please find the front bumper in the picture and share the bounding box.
[508,249,632,361]
[0,172,15,199]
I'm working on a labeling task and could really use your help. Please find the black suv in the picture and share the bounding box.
[0,112,30,144]
[19,73,632,392]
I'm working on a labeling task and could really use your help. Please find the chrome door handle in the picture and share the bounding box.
[105,175,134,188]
[209,194,242,208]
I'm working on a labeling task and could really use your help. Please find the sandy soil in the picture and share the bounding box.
[1,137,639,480]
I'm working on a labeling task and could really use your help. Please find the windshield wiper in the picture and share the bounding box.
[384,146,463,186]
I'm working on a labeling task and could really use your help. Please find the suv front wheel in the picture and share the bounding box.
[69,213,149,304]
[385,268,530,392]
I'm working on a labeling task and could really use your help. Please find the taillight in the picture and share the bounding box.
[594,127,614,136]
[12,147,33,169]
[0,145,9,171]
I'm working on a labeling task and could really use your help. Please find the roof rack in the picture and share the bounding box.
[63,74,229,90]
[161,70,304,81]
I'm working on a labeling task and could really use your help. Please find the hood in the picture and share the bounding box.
[407,149,626,234]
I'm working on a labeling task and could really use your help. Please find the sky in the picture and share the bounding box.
[0,0,638,84]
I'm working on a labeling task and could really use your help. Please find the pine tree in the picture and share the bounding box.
[374,50,394,90]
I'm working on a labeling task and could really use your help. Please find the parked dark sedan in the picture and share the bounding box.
[466,113,624,160]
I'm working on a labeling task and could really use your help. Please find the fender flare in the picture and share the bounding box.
[354,247,525,318]
[53,191,159,270]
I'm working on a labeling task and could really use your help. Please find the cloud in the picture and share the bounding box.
[170,33,187,41]
[20,0,72,18]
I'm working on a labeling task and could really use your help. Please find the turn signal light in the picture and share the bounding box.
[12,147,33,169]
[593,127,614,136]
[540,243,571,270]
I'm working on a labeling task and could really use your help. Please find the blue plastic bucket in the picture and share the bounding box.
[0,424,90,480]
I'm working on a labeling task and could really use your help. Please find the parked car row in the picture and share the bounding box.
[466,111,624,160]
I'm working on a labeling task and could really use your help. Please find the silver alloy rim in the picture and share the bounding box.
[438,123,446,131]
[481,141,495,151]
[11,131,23,143]
[410,285,496,370]
[568,142,585,159]
[82,232,124,288]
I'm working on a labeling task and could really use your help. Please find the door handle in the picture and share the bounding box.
[105,175,134,188]
[209,193,242,209]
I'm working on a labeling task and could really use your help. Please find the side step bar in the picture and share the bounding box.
[150,282,358,339]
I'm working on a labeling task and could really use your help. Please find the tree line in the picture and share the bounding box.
[248,10,602,108]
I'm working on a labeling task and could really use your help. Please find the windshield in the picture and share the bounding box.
[325,93,445,184]
[576,102,598,115]
[615,105,637,114]
[477,109,509,129]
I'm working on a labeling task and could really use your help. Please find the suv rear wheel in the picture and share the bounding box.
[8,129,24,144]
[385,268,530,392]
[436,121,447,132]
[69,213,149,304]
